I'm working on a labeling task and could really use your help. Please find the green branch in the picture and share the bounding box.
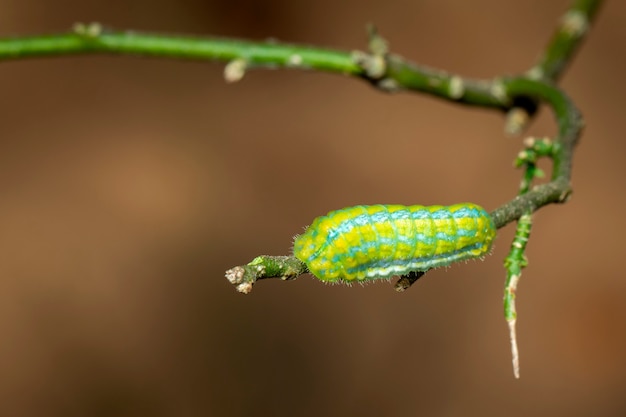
[506,0,601,135]
[503,137,558,378]
[0,23,363,75]
[530,0,602,81]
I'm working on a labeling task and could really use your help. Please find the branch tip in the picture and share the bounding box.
[225,266,245,285]
[508,318,520,379]
[225,255,309,294]
[236,282,254,294]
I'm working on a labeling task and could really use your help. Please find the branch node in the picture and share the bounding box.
[522,136,537,148]
[525,66,545,81]
[72,22,104,39]
[560,10,589,37]
[366,24,389,57]
[559,188,573,203]
[224,58,248,83]
[351,50,385,79]
[448,76,465,100]
[376,77,400,92]
[490,79,508,104]
[286,54,304,67]
[504,108,531,136]
[352,24,390,79]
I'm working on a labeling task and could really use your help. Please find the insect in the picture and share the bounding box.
[293,203,496,283]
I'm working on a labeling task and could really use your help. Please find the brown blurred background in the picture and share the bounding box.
[0,0,624,416]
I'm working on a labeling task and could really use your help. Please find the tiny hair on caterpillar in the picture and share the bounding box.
[293,203,496,283]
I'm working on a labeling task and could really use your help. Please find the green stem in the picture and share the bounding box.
[504,212,532,379]
[503,138,557,378]
[0,26,363,75]
[531,0,603,81]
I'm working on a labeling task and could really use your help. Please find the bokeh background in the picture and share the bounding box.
[0,0,624,416]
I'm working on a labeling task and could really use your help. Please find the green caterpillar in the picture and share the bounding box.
[293,203,496,282]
